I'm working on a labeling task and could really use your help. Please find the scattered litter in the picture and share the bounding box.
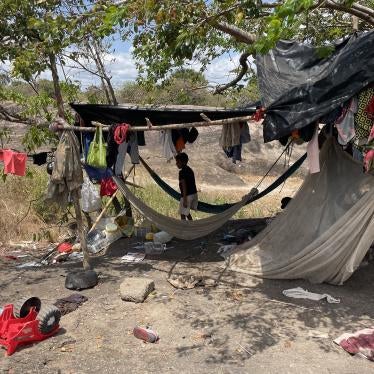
[282,287,340,304]
[238,343,253,356]
[121,252,145,263]
[71,243,81,251]
[54,293,88,316]
[52,253,69,264]
[334,328,374,361]
[87,229,108,254]
[68,252,83,261]
[223,234,237,243]
[153,231,173,244]
[308,330,329,339]
[144,242,166,255]
[167,275,216,289]
[217,244,236,258]
[133,326,159,343]
[16,261,42,269]
[57,242,73,254]
[3,255,18,261]
[145,232,154,241]
[105,222,122,243]
[8,241,38,250]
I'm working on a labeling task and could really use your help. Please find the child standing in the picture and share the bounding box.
[175,153,198,220]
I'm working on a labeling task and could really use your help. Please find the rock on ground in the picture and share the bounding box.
[119,277,155,303]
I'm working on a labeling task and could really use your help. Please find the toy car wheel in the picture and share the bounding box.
[13,296,42,318]
[37,305,61,335]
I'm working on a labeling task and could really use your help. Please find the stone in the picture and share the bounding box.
[65,270,98,290]
[119,277,155,303]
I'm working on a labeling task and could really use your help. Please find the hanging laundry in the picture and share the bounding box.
[100,177,117,197]
[46,132,83,207]
[219,123,241,148]
[187,127,199,144]
[335,97,358,145]
[306,124,320,174]
[32,152,48,166]
[0,149,4,161]
[114,132,140,176]
[2,149,27,176]
[107,123,121,168]
[160,130,177,161]
[363,124,374,173]
[366,95,374,119]
[114,123,130,144]
[240,122,251,144]
[175,136,185,152]
[354,87,374,150]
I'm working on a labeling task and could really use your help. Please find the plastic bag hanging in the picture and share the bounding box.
[81,175,102,213]
[86,126,107,168]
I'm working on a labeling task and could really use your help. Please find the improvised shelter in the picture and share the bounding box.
[66,31,374,284]
[226,31,374,284]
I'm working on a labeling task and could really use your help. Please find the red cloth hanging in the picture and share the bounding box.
[175,137,185,152]
[2,149,27,176]
[251,108,265,122]
[0,149,4,161]
[100,177,118,197]
[114,123,130,144]
[366,96,374,119]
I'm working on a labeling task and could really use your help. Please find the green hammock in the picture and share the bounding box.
[139,153,306,214]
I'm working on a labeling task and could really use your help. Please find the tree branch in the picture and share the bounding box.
[324,1,374,25]
[214,52,251,94]
[214,21,257,44]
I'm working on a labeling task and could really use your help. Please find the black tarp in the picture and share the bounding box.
[257,31,374,142]
[70,103,256,126]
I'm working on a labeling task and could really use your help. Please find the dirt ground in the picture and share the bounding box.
[1,220,374,374]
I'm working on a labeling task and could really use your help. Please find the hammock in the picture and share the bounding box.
[139,154,307,214]
[114,176,256,240]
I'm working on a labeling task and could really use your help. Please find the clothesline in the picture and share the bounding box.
[53,115,255,133]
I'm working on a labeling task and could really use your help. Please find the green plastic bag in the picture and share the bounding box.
[86,126,107,168]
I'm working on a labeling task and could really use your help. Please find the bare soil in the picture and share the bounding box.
[1,229,374,374]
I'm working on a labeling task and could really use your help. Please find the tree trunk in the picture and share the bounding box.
[49,54,65,119]
[49,53,92,270]
[91,39,118,105]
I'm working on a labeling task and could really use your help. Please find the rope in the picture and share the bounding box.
[254,140,293,190]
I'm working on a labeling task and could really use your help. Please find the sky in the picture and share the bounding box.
[1,35,243,91]
[56,37,243,90]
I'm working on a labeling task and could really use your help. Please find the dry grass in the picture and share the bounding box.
[132,175,303,221]
[0,160,304,244]
[0,166,64,243]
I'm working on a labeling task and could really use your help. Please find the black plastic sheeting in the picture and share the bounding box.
[257,31,374,143]
[70,103,256,126]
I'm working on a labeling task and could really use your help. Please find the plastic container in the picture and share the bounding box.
[87,229,108,254]
[144,242,166,255]
[153,231,173,244]
[105,223,122,243]
[145,232,154,241]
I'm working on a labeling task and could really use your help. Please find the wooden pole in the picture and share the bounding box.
[72,189,92,270]
[53,115,254,133]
